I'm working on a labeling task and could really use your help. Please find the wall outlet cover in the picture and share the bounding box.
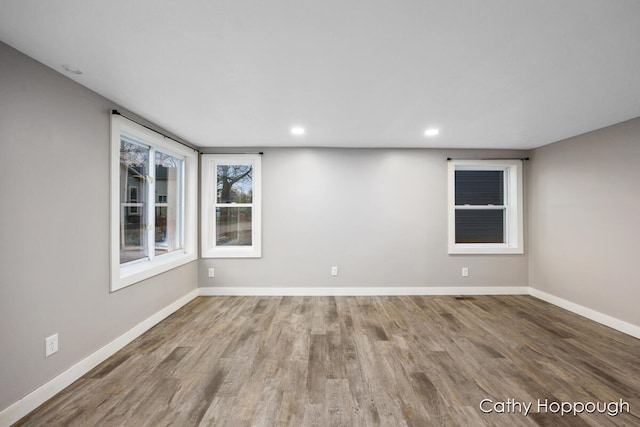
[45,334,58,357]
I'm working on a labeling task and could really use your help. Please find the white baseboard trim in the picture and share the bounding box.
[0,288,199,427]
[4,285,638,426]
[198,286,530,296]
[529,288,640,340]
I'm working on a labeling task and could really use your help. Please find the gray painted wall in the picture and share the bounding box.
[529,117,640,326]
[0,42,197,411]
[199,148,530,288]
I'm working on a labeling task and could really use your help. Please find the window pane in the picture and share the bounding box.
[120,139,148,263]
[217,165,253,203]
[455,209,504,243]
[216,207,252,246]
[155,152,183,256]
[455,170,504,205]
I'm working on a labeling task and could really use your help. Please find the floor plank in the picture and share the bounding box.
[13,295,640,426]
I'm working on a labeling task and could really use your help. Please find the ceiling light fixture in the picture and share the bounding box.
[424,128,440,137]
[290,126,305,136]
[62,64,83,75]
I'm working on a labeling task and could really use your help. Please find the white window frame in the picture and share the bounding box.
[110,114,198,291]
[447,159,524,254]
[201,154,262,258]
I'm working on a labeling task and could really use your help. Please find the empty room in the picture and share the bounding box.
[1,1,639,426]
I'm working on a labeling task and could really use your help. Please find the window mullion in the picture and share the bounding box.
[178,157,185,250]
[147,146,156,261]
[215,204,249,209]
[505,168,510,204]
[213,168,220,245]
[454,205,505,210]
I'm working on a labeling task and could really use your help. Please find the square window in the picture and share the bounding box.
[455,170,504,205]
[216,207,253,246]
[455,209,505,243]
[217,165,253,203]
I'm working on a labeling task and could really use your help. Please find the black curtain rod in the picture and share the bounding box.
[111,110,201,154]
[447,157,530,161]
[201,152,264,155]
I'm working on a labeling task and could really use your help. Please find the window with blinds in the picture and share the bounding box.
[448,160,524,254]
[454,170,505,243]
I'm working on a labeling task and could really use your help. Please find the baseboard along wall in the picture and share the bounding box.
[529,288,640,340]
[0,289,200,427]
[198,286,530,296]
[1,285,638,427]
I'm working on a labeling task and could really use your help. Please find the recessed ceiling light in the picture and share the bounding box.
[424,128,440,137]
[62,64,83,75]
[290,126,305,136]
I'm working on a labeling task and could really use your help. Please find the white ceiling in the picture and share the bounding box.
[2,0,640,149]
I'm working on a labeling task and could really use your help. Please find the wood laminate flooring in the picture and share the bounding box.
[14,296,640,426]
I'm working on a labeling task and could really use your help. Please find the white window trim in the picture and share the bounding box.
[447,159,524,254]
[201,154,262,258]
[110,114,198,291]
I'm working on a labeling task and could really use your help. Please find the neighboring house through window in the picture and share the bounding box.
[110,113,198,291]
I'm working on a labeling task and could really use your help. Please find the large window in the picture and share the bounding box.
[111,114,198,291]
[201,154,262,258]
[448,159,523,254]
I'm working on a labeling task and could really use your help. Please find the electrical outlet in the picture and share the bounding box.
[462,267,469,277]
[208,267,215,278]
[45,334,58,357]
[331,266,338,276]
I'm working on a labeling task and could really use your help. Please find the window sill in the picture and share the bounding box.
[201,245,261,259]
[448,243,523,255]
[111,251,197,292]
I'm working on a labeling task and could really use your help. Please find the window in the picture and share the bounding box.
[111,114,198,291]
[448,159,523,254]
[201,154,262,258]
